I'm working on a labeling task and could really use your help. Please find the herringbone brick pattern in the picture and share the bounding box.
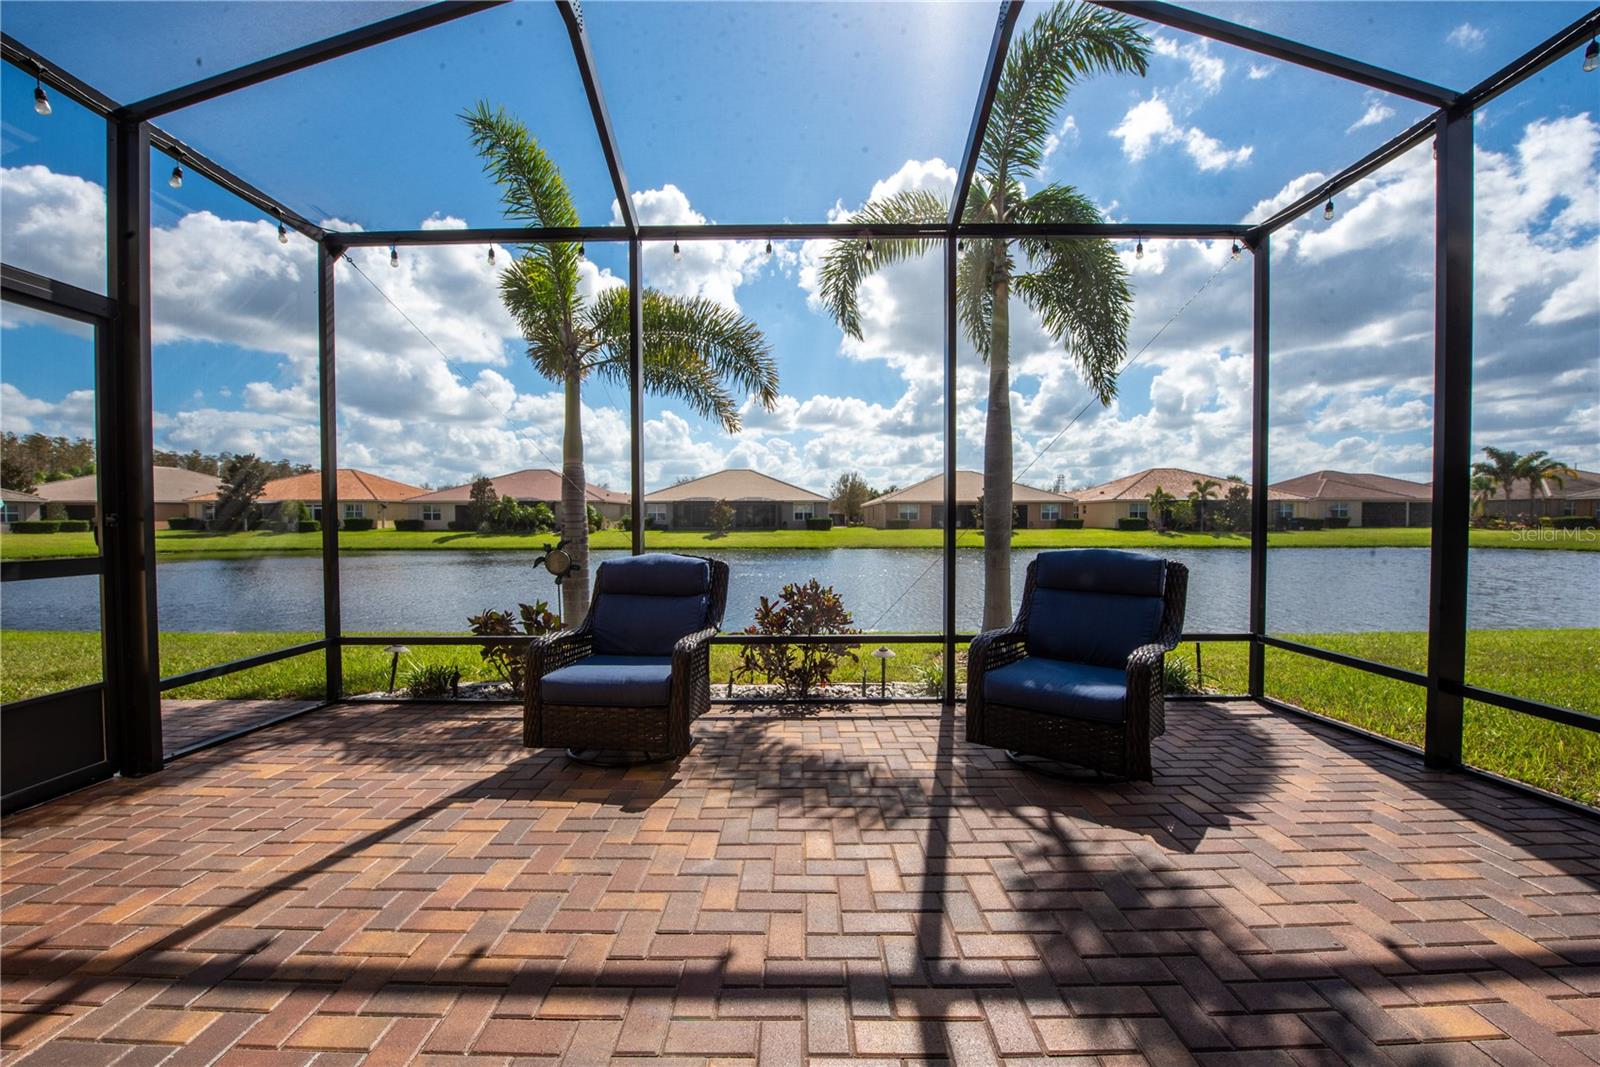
[2,699,1597,1065]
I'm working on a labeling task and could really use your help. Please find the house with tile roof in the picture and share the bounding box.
[1072,467,1303,529]
[643,469,827,529]
[186,468,427,528]
[33,466,221,529]
[407,468,629,529]
[1475,467,1600,522]
[1269,470,1433,527]
[862,471,1077,529]
[1,488,45,529]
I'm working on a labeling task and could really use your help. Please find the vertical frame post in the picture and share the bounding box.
[1248,236,1270,697]
[318,243,342,700]
[942,236,959,703]
[104,117,162,775]
[628,239,645,554]
[1426,111,1472,768]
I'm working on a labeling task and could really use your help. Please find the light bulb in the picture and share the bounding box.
[958,239,966,252]
[1230,241,1241,260]
[865,237,873,255]
[1135,239,1144,260]
[578,243,585,259]
[33,84,51,116]
[1323,199,1335,220]
[169,164,183,188]
[1585,39,1598,72]
[765,239,772,256]
[673,240,681,259]
[488,245,496,265]
[277,221,288,244]
[389,245,399,268]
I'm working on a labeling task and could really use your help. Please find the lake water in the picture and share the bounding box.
[3,547,1597,635]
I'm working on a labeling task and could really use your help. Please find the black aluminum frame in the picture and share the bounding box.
[3,1,1597,814]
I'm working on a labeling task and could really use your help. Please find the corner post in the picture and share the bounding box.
[104,116,162,775]
[628,238,645,554]
[1248,235,1270,697]
[318,242,342,700]
[1426,111,1473,769]
[942,236,959,703]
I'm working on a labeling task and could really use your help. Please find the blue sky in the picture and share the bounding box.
[3,1,1596,496]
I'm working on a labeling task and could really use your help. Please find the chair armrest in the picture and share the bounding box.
[670,625,720,751]
[527,627,593,683]
[967,625,1028,738]
[1122,642,1168,777]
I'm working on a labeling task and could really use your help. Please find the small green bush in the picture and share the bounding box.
[1117,518,1149,531]
[55,519,92,532]
[447,519,474,531]
[394,518,425,531]
[404,662,461,698]
[1325,517,1351,529]
[1552,515,1598,529]
[298,519,321,532]
[167,516,206,530]
[886,519,911,530]
[342,518,376,531]
[9,520,62,533]
[805,517,834,531]
[1291,517,1326,531]
[1054,518,1084,529]
[1163,656,1197,694]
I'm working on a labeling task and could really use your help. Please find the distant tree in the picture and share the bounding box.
[1188,477,1221,531]
[1472,447,1526,521]
[710,498,735,536]
[0,452,35,492]
[44,502,67,520]
[1469,472,1497,523]
[468,476,498,528]
[1145,486,1176,531]
[831,472,872,524]
[215,453,271,530]
[1220,484,1251,531]
[587,504,605,531]
[1522,452,1576,520]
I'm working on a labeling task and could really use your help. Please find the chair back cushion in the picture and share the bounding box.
[590,553,713,656]
[1025,549,1166,667]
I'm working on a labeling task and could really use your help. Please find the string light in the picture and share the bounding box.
[389,244,399,268]
[33,65,51,116]
[1135,238,1144,260]
[578,243,585,259]
[1585,38,1598,72]
[1323,198,1335,220]
[958,239,966,252]
[487,245,496,266]
[168,161,184,189]
[864,235,873,255]
[672,240,681,259]
[276,212,288,244]
[1230,241,1241,260]
[765,239,772,256]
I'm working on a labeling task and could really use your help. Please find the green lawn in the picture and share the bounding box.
[2,524,1592,561]
[3,627,1594,805]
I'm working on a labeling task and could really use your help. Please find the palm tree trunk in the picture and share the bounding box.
[561,365,589,624]
[982,259,1014,631]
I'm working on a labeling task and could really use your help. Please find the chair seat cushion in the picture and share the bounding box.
[982,657,1127,723]
[541,655,674,707]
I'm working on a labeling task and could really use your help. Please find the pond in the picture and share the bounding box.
[2,547,1597,635]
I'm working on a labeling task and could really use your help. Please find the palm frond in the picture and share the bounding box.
[816,188,948,340]
[500,253,579,379]
[980,3,1149,184]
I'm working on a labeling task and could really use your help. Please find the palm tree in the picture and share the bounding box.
[464,103,779,621]
[1189,477,1221,532]
[1469,472,1497,522]
[1472,446,1525,522]
[817,3,1149,629]
[1521,451,1576,521]
[1145,486,1175,531]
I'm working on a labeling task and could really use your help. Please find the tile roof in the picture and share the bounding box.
[1073,467,1302,502]
[1269,470,1431,502]
[34,466,221,505]
[645,468,827,503]
[186,469,427,503]
[1,488,45,503]
[868,471,1075,506]
[410,468,627,505]
[1489,468,1600,501]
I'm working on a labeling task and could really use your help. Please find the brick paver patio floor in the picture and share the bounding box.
[2,698,1597,1065]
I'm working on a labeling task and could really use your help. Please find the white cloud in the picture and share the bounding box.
[1347,95,1397,133]
[1151,34,1226,94]
[1247,64,1275,81]
[1111,96,1253,171]
[1448,22,1487,51]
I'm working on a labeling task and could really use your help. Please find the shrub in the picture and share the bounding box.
[1553,515,1598,529]
[1117,518,1149,531]
[1290,517,1326,531]
[618,515,633,531]
[55,519,92,532]
[298,519,321,532]
[467,600,561,696]
[1325,517,1350,529]
[404,662,461,698]
[910,661,944,697]
[167,516,206,530]
[886,519,911,530]
[1054,518,1084,529]
[587,504,605,531]
[447,519,475,531]
[43,503,67,520]
[1163,656,1197,694]
[710,499,734,536]
[342,517,376,531]
[394,518,425,531]
[736,579,859,699]
[805,517,833,531]
[9,520,62,533]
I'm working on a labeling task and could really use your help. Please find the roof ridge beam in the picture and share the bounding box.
[950,1,1024,225]
[558,0,636,233]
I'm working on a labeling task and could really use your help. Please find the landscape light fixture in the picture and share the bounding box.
[389,244,399,268]
[32,65,50,116]
[871,646,895,697]
[1585,38,1598,72]
[168,160,184,189]
[383,644,411,692]
[1324,198,1336,220]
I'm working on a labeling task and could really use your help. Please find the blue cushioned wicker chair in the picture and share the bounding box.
[966,549,1188,780]
[524,553,728,763]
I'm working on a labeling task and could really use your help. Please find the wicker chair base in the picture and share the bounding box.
[1005,750,1125,782]
[537,703,677,755]
[976,702,1142,780]
[565,748,676,767]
